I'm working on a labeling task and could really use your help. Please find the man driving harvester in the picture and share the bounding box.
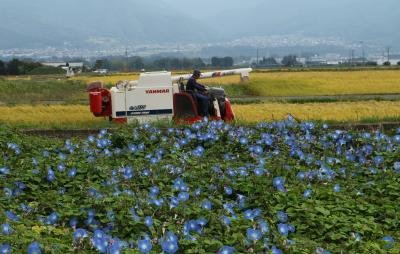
[186,70,209,116]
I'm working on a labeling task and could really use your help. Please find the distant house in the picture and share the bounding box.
[41,62,84,71]
[41,62,84,77]
[375,58,400,66]
[305,56,328,66]
[93,69,109,74]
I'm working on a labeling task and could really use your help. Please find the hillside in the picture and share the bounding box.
[0,0,213,49]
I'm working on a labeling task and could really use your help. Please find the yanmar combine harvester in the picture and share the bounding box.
[87,68,252,124]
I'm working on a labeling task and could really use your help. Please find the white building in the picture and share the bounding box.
[41,62,84,69]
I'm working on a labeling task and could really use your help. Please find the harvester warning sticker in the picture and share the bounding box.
[116,109,172,117]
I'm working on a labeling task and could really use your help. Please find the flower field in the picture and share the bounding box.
[1,119,400,253]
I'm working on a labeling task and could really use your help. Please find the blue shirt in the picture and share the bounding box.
[186,77,206,92]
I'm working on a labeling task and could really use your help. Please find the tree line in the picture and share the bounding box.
[0,59,65,75]
[93,56,234,71]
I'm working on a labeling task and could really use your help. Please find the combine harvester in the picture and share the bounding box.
[87,68,252,124]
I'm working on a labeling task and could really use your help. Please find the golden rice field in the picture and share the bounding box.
[1,101,400,128]
[233,101,400,122]
[245,70,400,97]
[70,73,140,85]
[68,70,400,97]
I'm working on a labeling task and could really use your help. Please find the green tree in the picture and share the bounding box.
[383,61,391,66]
[211,57,221,67]
[223,57,234,67]
[128,56,144,71]
[397,61,400,66]
[211,57,233,67]
[7,59,23,75]
[281,55,299,67]
[259,57,278,66]
[0,60,5,75]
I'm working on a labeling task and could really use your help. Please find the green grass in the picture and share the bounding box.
[0,78,87,104]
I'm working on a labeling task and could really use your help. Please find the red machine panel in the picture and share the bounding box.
[87,82,112,117]
[89,92,103,114]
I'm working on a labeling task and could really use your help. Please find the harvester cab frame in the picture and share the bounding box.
[87,68,252,124]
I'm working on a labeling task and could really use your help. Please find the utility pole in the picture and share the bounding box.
[256,48,259,68]
[386,47,390,63]
[125,47,129,72]
[360,41,365,65]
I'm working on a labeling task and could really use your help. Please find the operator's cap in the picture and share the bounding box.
[193,69,201,77]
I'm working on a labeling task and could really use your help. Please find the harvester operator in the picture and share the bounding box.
[186,70,209,116]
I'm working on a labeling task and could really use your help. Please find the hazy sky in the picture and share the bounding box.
[0,0,399,49]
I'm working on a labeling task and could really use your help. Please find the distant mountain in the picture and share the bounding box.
[0,0,214,49]
[170,0,400,46]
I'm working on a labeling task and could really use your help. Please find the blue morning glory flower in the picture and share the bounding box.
[218,246,235,254]
[161,240,178,254]
[273,177,285,187]
[68,168,77,177]
[254,168,264,176]
[303,189,312,198]
[247,228,262,241]
[0,167,10,174]
[201,199,213,210]
[93,229,104,239]
[352,232,362,242]
[221,216,231,226]
[169,196,180,209]
[224,186,233,195]
[277,211,288,223]
[93,237,108,253]
[239,137,248,145]
[382,236,395,249]
[277,223,289,236]
[185,220,201,234]
[27,241,41,254]
[130,208,140,222]
[47,212,59,225]
[244,210,255,220]
[258,220,269,233]
[144,216,153,227]
[394,161,400,171]
[57,163,65,172]
[3,188,12,198]
[5,211,19,221]
[0,243,12,253]
[69,217,78,228]
[333,184,341,192]
[178,192,189,201]
[271,246,283,254]
[73,228,88,241]
[47,168,56,182]
[108,243,122,254]
[138,239,152,253]
[1,223,13,235]
[288,224,296,233]
[165,231,178,243]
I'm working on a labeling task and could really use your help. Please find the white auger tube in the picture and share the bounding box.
[117,68,252,89]
[171,68,252,83]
